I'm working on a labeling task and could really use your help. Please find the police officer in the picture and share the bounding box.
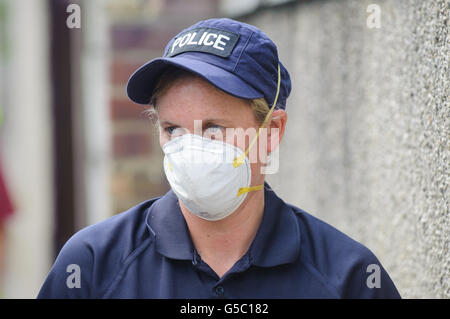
[38,18,400,299]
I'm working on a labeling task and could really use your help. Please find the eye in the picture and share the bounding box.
[204,124,225,140]
[164,125,186,138]
[205,124,222,133]
[165,126,178,135]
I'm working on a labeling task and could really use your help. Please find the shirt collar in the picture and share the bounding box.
[145,183,301,267]
[248,184,301,267]
[146,190,195,260]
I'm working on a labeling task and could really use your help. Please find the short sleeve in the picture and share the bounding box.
[37,231,94,299]
[340,248,401,299]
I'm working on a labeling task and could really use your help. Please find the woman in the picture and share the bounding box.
[38,18,400,299]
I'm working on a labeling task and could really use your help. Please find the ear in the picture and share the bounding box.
[266,109,287,153]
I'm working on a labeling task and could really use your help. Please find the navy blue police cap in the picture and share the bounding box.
[126,18,291,109]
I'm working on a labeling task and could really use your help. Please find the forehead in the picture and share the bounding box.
[156,75,253,120]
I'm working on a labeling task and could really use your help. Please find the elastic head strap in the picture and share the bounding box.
[233,64,281,168]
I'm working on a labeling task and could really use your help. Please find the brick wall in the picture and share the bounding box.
[107,0,218,214]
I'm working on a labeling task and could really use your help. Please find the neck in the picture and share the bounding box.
[180,188,265,278]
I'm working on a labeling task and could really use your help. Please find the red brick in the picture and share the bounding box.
[111,25,179,51]
[113,133,152,158]
[164,0,217,16]
[110,59,144,85]
[111,99,149,121]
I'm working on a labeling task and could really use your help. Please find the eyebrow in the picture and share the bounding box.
[202,118,234,127]
[159,120,178,127]
[159,118,234,128]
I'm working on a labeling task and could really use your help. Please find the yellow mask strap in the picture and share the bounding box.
[233,64,282,168]
[234,64,281,197]
[237,184,263,197]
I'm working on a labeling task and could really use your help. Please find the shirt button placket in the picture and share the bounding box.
[214,285,225,297]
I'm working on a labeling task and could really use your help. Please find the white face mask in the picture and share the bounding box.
[162,134,262,221]
[161,64,282,221]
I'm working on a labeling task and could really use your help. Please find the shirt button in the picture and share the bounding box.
[215,285,224,296]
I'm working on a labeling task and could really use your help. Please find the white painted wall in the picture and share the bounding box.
[81,0,112,226]
[1,0,53,298]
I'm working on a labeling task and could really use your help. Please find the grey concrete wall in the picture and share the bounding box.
[244,0,449,298]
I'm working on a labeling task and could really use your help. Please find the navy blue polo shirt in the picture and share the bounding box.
[37,185,401,298]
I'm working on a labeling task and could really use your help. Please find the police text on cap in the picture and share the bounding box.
[165,27,240,58]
